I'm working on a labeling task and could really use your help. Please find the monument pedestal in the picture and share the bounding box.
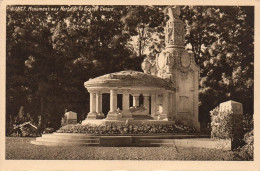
[97,113,105,119]
[106,111,118,120]
[191,121,201,131]
[87,112,98,119]
[159,114,170,121]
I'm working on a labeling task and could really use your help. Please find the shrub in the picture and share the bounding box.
[11,124,40,137]
[20,126,39,137]
[242,114,253,132]
[210,106,254,151]
[234,129,254,160]
[43,127,55,134]
[210,107,233,139]
[56,123,196,134]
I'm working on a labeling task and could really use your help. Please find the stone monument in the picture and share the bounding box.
[82,6,200,131]
[141,6,200,129]
[62,111,77,125]
[216,100,244,149]
[219,100,243,115]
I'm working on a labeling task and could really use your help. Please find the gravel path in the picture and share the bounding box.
[6,137,237,160]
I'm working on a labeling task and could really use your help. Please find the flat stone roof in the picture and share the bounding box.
[84,70,174,90]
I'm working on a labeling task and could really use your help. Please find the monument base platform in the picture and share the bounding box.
[31,132,218,148]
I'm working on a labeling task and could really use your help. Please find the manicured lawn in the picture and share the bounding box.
[6,137,241,160]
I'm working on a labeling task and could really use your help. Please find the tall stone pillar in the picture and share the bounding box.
[191,70,200,131]
[160,92,169,120]
[168,92,173,118]
[193,70,199,121]
[172,92,177,120]
[143,94,150,115]
[87,91,97,119]
[132,94,140,107]
[96,92,104,119]
[122,91,132,119]
[106,89,118,120]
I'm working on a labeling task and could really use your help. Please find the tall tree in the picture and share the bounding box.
[121,6,165,59]
[180,6,254,122]
[6,5,135,129]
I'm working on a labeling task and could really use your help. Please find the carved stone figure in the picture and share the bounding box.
[166,6,181,20]
[141,58,152,74]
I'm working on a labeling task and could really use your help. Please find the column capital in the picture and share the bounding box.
[131,93,140,97]
[88,89,97,94]
[110,89,118,93]
[122,89,131,94]
[96,91,103,95]
[143,93,150,97]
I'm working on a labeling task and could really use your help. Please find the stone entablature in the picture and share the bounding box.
[85,70,175,91]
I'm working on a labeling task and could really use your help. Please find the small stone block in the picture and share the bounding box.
[219,100,243,115]
[65,111,77,120]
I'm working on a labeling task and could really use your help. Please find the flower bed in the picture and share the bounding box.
[56,123,196,134]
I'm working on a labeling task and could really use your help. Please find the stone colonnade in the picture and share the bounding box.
[86,88,175,120]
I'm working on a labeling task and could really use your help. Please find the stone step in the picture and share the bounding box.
[32,133,212,147]
[133,138,231,149]
[42,133,100,140]
[140,139,177,143]
[36,137,100,143]
[132,134,210,143]
[31,140,99,146]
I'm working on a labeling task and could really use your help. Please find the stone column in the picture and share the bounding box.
[159,92,169,120]
[122,92,130,111]
[109,89,117,113]
[87,91,97,119]
[122,91,132,119]
[132,93,140,107]
[106,89,118,120]
[96,92,104,119]
[151,94,156,116]
[143,94,150,115]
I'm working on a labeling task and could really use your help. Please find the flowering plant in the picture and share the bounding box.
[56,123,196,134]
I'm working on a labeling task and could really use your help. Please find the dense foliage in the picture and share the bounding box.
[56,123,196,134]
[237,129,254,160]
[210,107,234,139]
[6,5,254,131]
